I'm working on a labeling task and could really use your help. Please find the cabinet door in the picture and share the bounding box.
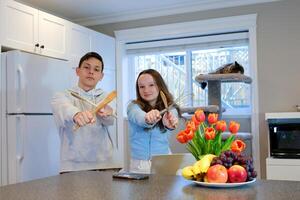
[68,23,93,87]
[2,0,38,52]
[91,31,116,70]
[38,10,68,60]
[69,24,92,59]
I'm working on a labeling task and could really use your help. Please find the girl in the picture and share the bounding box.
[127,69,180,173]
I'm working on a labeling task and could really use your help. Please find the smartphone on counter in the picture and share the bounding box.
[112,172,149,180]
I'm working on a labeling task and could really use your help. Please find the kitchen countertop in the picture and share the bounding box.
[1,171,300,200]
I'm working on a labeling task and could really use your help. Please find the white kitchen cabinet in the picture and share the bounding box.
[36,10,68,59]
[91,31,116,70]
[1,0,68,60]
[69,23,92,59]
[266,158,300,181]
[68,24,93,85]
[69,23,115,69]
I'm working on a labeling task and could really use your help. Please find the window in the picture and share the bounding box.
[127,34,250,115]
[116,14,260,176]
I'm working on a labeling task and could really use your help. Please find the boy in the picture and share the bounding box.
[51,52,114,173]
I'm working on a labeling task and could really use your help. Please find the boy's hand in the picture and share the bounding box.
[96,105,113,118]
[145,109,161,125]
[162,112,178,129]
[73,110,95,126]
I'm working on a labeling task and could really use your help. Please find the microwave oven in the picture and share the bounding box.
[266,113,300,158]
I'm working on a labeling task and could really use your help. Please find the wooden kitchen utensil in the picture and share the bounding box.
[160,91,169,112]
[73,90,117,131]
[68,89,97,106]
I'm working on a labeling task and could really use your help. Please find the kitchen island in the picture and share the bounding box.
[1,171,300,200]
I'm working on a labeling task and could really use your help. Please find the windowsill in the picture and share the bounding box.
[182,113,251,119]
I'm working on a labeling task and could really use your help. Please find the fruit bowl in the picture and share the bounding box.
[181,151,257,185]
[192,178,256,188]
[178,110,257,185]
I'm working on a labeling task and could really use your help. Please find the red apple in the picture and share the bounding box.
[227,165,247,183]
[206,164,228,183]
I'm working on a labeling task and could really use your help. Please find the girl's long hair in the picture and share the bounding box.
[133,69,180,131]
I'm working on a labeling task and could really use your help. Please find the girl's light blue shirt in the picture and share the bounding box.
[127,102,178,160]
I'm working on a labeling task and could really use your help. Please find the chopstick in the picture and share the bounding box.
[68,90,97,106]
[159,93,192,115]
[159,103,175,115]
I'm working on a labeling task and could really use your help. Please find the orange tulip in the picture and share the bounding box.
[215,120,227,132]
[191,115,200,127]
[229,121,240,134]
[204,127,216,140]
[176,131,188,144]
[207,113,218,124]
[185,121,197,132]
[195,109,205,123]
[185,129,195,140]
[231,139,246,153]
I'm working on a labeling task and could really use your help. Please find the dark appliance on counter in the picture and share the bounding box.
[267,118,300,158]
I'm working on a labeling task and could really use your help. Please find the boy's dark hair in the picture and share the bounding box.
[78,52,104,72]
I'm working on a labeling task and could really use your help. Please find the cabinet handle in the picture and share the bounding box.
[40,45,44,49]
[35,43,39,47]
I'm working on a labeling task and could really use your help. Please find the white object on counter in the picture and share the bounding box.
[266,158,300,181]
[265,112,300,120]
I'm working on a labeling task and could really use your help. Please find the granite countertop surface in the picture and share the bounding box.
[1,171,300,200]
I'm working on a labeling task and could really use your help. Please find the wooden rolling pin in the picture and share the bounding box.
[73,90,117,131]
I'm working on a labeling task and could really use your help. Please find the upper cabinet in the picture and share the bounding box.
[69,23,92,60]
[69,22,115,70]
[1,0,68,60]
[36,10,68,60]
[0,0,115,64]
[90,31,115,70]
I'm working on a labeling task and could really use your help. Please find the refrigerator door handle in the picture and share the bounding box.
[16,116,25,163]
[16,66,25,113]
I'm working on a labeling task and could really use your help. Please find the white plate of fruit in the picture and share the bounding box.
[181,151,257,188]
[192,178,256,188]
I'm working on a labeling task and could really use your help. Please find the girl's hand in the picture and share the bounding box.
[162,112,178,129]
[97,105,113,118]
[73,110,95,126]
[145,109,161,125]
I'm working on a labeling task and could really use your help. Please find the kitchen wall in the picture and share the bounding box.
[90,0,300,178]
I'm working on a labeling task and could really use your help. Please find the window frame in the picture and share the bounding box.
[127,41,251,116]
[115,14,260,177]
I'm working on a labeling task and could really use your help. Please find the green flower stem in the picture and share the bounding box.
[186,143,198,160]
[191,139,201,158]
[185,122,237,159]
[221,134,235,152]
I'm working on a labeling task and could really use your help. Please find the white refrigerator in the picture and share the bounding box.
[0,50,72,185]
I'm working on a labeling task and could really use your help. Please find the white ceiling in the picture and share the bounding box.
[17,0,279,26]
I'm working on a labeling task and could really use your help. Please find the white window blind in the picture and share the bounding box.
[126,31,248,55]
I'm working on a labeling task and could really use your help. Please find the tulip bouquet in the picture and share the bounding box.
[176,109,246,161]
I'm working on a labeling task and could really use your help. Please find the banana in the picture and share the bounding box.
[182,154,216,180]
[194,154,216,173]
[181,166,194,180]
[192,164,201,176]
